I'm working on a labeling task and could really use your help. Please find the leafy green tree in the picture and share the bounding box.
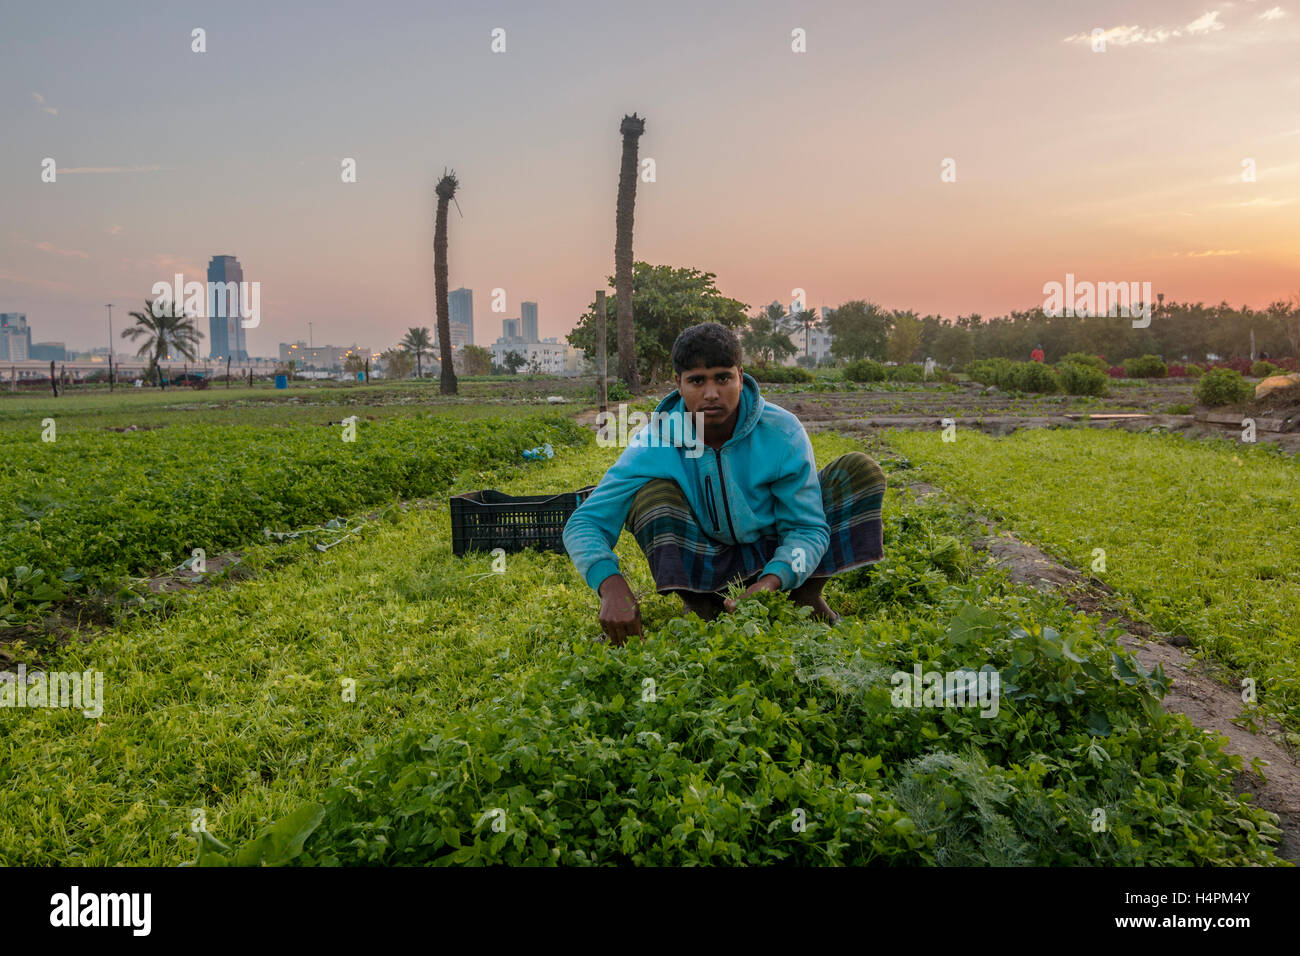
[918,314,943,359]
[503,350,526,374]
[932,324,973,368]
[1283,294,1300,356]
[379,348,414,379]
[462,345,492,376]
[826,300,889,362]
[567,262,749,384]
[888,312,923,364]
[343,352,368,377]
[741,305,797,367]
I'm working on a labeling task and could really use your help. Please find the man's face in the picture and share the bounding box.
[676,364,742,424]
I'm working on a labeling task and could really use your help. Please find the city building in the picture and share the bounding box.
[502,318,521,341]
[450,287,474,345]
[433,322,472,350]
[757,304,834,366]
[782,323,834,365]
[521,301,538,343]
[278,341,369,371]
[0,313,31,361]
[207,255,248,361]
[434,288,475,350]
[30,341,68,362]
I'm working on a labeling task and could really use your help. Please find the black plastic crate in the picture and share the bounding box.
[450,487,595,556]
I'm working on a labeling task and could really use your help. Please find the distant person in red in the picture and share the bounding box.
[1030,344,1045,363]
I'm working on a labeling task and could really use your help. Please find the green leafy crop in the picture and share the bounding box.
[0,415,586,625]
[206,515,1282,866]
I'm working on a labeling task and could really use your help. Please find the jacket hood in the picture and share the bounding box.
[655,372,765,447]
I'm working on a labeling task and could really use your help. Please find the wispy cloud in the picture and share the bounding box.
[1186,249,1245,257]
[1065,10,1227,46]
[1226,196,1296,207]
[1185,11,1227,34]
[1259,6,1286,21]
[18,238,90,259]
[32,92,57,116]
[57,165,165,175]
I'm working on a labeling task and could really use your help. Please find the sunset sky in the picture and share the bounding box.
[3,0,1298,357]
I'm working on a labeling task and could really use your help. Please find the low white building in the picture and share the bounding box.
[781,324,834,365]
[489,337,582,376]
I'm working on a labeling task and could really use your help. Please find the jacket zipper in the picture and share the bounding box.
[704,476,720,531]
[713,448,738,542]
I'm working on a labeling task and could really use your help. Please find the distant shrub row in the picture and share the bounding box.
[841,361,941,384]
[746,365,814,384]
[964,358,1109,397]
[1102,357,1299,379]
[1122,355,1168,379]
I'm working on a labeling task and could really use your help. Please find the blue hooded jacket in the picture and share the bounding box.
[562,373,830,593]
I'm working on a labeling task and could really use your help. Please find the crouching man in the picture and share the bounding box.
[562,322,887,645]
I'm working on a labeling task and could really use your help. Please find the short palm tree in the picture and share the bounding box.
[122,298,202,388]
[401,327,433,378]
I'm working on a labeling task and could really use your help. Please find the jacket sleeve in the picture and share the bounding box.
[562,447,654,592]
[760,424,830,590]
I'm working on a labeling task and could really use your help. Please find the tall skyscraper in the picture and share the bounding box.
[449,287,474,346]
[0,313,31,361]
[502,318,520,341]
[207,255,247,361]
[521,301,538,343]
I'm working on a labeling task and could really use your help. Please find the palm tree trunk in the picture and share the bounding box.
[615,114,645,391]
[435,172,459,395]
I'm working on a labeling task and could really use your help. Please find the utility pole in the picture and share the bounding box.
[106,303,114,390]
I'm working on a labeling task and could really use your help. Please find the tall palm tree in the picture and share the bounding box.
[615,113,645,391]
[434,170,460,395]
[122,298,202,389]
[794,306,820,359]
[401,327,433,378]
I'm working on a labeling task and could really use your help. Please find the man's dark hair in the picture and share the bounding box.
[671,323,742,374]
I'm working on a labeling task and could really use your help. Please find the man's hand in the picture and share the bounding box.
[598,574,643,646]
[723,573,782,613]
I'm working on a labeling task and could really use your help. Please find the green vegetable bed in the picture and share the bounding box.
[191,439,1283,866]
[886,427,1300,734]
[0,414,586,626]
